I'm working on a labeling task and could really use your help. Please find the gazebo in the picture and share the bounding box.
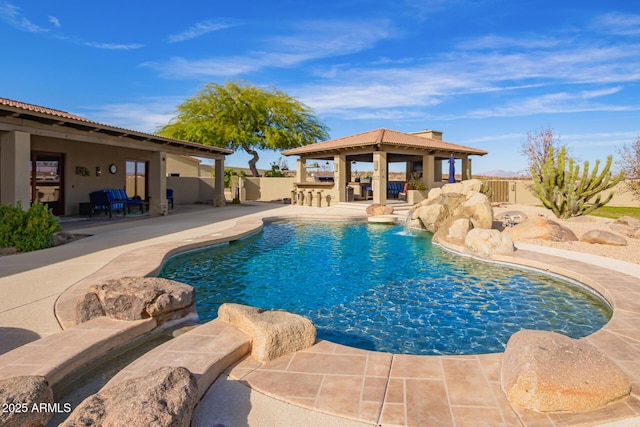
[281,128,488,204]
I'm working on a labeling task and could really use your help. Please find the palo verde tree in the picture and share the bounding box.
[531,146,624,219]
[158,80,329,177]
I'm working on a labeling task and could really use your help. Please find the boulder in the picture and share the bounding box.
[218,303,316,362]
[464,228,514,259]
[460,191,493,229]
[501,330,630,412]
[61,366,197,427]
[432,215,471,245]
[76,277,195,323]
[614,215,640,229]
[414,203,447,233]
[610,216,640,239]
[0,376,54,427]
[580,230,627,246]
[366,203,394,216]
[505,217,578,242]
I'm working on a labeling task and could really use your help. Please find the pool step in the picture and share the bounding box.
[103,319,251,401]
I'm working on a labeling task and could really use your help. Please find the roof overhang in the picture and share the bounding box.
[281,128,488,161]
[0,98,233,159]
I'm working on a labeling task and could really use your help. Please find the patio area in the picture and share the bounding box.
[0,202,639,426]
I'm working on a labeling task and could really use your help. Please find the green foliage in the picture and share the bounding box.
[224,168,245,188]
[158,80,329,177]
[264,157,289,177]
[408,173,426,191]
[0,202,61,252]
[531,146,624,219]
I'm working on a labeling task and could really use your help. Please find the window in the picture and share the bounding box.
[126,160,147,199]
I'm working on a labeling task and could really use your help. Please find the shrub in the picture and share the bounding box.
[0,202,61,252]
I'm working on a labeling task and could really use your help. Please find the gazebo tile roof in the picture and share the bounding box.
[281,128,487,156]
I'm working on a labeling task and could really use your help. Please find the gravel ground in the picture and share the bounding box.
[493,205,640,265]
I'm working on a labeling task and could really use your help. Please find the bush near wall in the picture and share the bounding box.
[0,202,61,252]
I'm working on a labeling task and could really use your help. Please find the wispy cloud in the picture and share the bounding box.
[595,12,640,36]
[0,2,143,50]
[151,19,399,78]
[84,42,144,50]
[77,97,184,133]
[168,19,236,43]
[48,15,60,28]
[0,2,48,33]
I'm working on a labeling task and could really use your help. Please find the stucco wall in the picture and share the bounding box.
[242,177,297,202]
[30,135,153,215]
[166,176,216,204]
[505,180,639,207]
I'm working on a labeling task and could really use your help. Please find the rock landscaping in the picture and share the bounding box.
[61,366,198,427]
[501,330,630,412]
[0,376,54,427]
[76,277,195,324]
[218,303,317,362]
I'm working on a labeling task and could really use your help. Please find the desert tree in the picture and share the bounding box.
[617,135,640,200]
[520,126,564,179]
[159,80,329,177]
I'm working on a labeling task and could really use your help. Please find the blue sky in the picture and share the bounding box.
[1,0,639,175]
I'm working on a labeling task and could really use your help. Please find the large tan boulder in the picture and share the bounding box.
[460,191,493,229]
[218,303,316,362]
[76,277,195,323]
[464,228,514,259]
[580,230,627,246]
[432,215,471,245]
[414,203,447,233]
[505,217,578,242]
[0,376,54,427]
[501,330,630,412]
[61,366,197,427]
[366,203,394,216]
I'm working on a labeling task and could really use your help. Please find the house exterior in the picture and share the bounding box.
[0,97,231,216]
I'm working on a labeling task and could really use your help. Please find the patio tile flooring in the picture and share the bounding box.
[219,243,640,426]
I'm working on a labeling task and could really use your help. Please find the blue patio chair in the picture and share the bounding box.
[89,190,126,218]
[167,189,174,209]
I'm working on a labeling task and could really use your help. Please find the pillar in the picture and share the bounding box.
[1,131,31,210]
[461,157,471,180]
[213,156,225,207]
[149,151,167,216]
[423,155,435,190]
[373,151,387,204]
[296,158,307,182]
[333,154,347,202]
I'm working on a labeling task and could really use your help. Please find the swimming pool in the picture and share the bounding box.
[159,220,611,355]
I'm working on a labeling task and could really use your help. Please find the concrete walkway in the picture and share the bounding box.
[0,203,364,354]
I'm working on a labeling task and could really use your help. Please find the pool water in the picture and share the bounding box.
[159,221,611,355]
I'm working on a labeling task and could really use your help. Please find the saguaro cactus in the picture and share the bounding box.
[531,146,624,219]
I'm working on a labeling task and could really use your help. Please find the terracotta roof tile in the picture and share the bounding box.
[282,128,487,156]
[0,96,233,156]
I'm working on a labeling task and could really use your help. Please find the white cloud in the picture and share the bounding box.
[77,97,184,133]
[48,15,60,27]
[0,2,48,33]
[84,42,144,50]
[596,12,640,36]
[168,19,235,43]
[152,19,399,79]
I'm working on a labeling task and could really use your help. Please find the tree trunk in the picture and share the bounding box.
[242,144,260,177]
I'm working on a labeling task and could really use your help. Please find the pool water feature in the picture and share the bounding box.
[159,221,611,355]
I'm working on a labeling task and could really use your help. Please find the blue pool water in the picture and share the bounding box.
[159,220,611,355]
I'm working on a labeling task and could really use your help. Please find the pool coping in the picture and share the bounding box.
[3,210,640,426]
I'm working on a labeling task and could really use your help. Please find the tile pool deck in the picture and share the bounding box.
[0,203,639,426]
